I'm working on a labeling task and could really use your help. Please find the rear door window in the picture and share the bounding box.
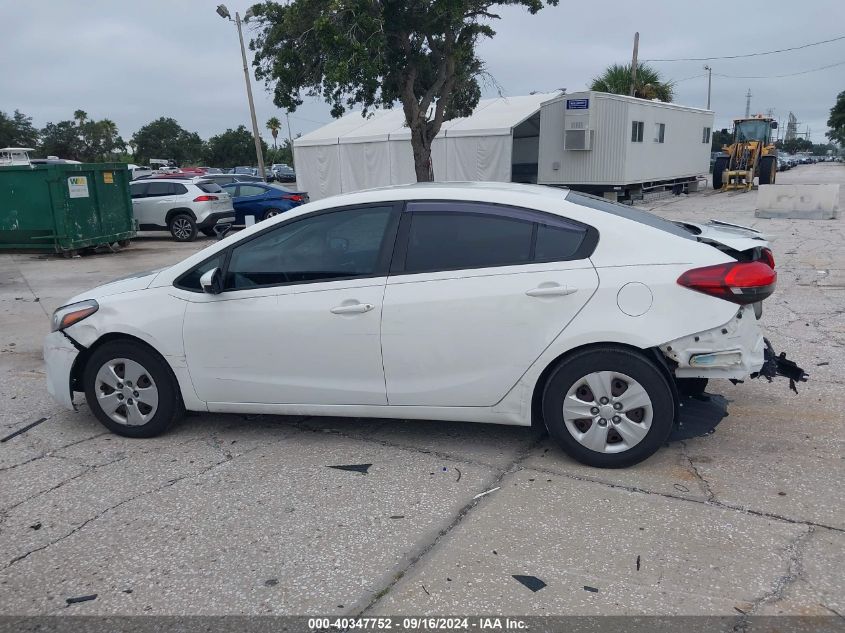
[147,181,172,197]
[196,182,224,194]
[239,185,267,197]
[170,183,188,195]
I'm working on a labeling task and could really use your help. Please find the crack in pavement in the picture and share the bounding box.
[519,464,845,534]
[0,431,110,474]
[746,526,816,617]
[680,440,717,503]
[357,433,546,616]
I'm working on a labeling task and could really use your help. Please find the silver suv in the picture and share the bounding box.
[128,179,235,241]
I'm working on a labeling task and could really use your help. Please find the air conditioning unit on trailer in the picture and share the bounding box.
[564,128,592,150]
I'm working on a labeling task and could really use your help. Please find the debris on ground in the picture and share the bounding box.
[66,594,97,605]
[327,463,372,474]
[512,575,546,592]
[583,586,599,593]
[473,486,500,500]
[1,417,48,443]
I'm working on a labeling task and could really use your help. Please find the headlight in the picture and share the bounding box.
[51,300,99,332]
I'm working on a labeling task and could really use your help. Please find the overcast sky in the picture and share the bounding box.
[2,0,843,144]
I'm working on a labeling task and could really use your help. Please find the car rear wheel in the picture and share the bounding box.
[262,208,282,221]
[169,213,197,242]
[542,347,675,468]
[83,341,184,438]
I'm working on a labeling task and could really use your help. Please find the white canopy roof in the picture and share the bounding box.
[294,92,559,147]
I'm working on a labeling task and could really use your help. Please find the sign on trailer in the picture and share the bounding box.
[566,99,589,110]
[67,176,89,198]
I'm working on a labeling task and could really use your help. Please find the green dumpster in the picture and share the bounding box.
[0,162,136,254]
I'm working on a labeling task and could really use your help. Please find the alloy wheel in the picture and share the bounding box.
[172,218,192,240]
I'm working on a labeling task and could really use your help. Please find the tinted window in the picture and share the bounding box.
[225,206,394,289]
[176,254,225,292]
[171,183,188,195]
[196,182,223,194]
[239,185,267,197]
[129,183,148,198]
[535,221,588,261]
[147,181,172,197]
[404,210,533,273]
[566,190,693,240]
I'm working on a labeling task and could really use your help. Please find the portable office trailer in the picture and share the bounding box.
[538,91,714,201]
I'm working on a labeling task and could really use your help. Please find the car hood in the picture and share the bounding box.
[679,220,769,252]
[64,269,164,305]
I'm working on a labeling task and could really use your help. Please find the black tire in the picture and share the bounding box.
[83,340,184,438]
[676,377,708,398]
[262,208,282,221]
[117,239,131,248]
[759,156,777,185]
[541,347,675,468]
[168,213,197,242]
[712,156,728,189]
[200,227,217,237]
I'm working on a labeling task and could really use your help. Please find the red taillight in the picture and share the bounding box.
[282,194,302,202]
[193,195,218,202]
[758,247,775,269]
[677,261,777,305]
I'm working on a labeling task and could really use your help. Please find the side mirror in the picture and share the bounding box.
[200,267,223,295]
[771,121,778,129]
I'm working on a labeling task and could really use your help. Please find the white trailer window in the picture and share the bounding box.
[631,121,644,143]
[702,127,712,144]
[654,123,666,143]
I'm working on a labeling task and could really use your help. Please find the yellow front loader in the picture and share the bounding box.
[713,115,779,192]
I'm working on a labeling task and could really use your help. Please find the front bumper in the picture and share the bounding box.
[43,331,80,410]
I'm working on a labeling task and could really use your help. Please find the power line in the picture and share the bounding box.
[643,34,845,62]
[713,59,845,79]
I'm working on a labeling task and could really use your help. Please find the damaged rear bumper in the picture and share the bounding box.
[751,338,809,392]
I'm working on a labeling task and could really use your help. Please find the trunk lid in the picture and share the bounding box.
[678,219,769,252]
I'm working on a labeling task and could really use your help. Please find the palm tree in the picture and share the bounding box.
[266,117,281,149]
[73,109,88,127]
[590,63,674,102]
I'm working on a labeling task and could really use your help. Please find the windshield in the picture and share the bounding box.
[735,120,770,142]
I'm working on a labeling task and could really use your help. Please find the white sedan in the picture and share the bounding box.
[44,182,805,467]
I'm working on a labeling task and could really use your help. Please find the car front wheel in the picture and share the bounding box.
[542,347,675,468]
[83,341,184,438]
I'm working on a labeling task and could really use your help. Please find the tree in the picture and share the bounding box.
[203,125,268,167]
[266,116,281,149]
[79,118,125,162]
[265,137,295,166]
[131,117,204,165]
[711,128,731,152]
[40,121,83,159]
[776,138,813,154]
[590,63,674,102]
[0,109,38,148]
[73,110,88,127]
[827,90,845,146]
[251,0,558,182]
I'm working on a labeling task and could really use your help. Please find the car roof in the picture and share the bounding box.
[321,181,570,204]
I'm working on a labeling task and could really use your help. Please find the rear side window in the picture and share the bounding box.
[400,202,593,274]
[404,211,533,273]
[170,183,188,195]
[566,190,694,240]
[239,185,267,197]
[196,182,223,194]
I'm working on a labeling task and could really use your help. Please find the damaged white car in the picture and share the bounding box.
[44,183,806,467]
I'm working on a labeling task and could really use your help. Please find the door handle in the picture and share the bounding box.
[330,303,374,314]
[525,286,577,297]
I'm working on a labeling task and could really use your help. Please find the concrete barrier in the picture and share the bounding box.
[755,184,839,219]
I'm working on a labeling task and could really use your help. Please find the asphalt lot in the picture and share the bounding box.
[0,163,843,618]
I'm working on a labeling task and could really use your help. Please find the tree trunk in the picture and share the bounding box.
[410,124,433,182]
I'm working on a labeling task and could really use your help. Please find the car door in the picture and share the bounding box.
[180,203,401,406]
[139,181,176,226]
[381,201,600,407]
[235,184,268,223]
[129,182,149,224]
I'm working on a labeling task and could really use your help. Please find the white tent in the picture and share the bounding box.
[293,92,558,200]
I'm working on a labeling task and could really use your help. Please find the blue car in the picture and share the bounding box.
[221,182,308,225]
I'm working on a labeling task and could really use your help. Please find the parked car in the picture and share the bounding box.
[233,166,258,176]
[44,183,805,467]
[776,156,790,171]
[128,179,235,241]
[221,182,307,224]
[271,163,296,182]
[198,173,265,186]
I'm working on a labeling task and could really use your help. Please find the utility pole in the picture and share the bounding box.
[745,88,752,118]
[629,32,639,97]
[285,112,294,166]
[703,65,712,109]
[234,11,266,180]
